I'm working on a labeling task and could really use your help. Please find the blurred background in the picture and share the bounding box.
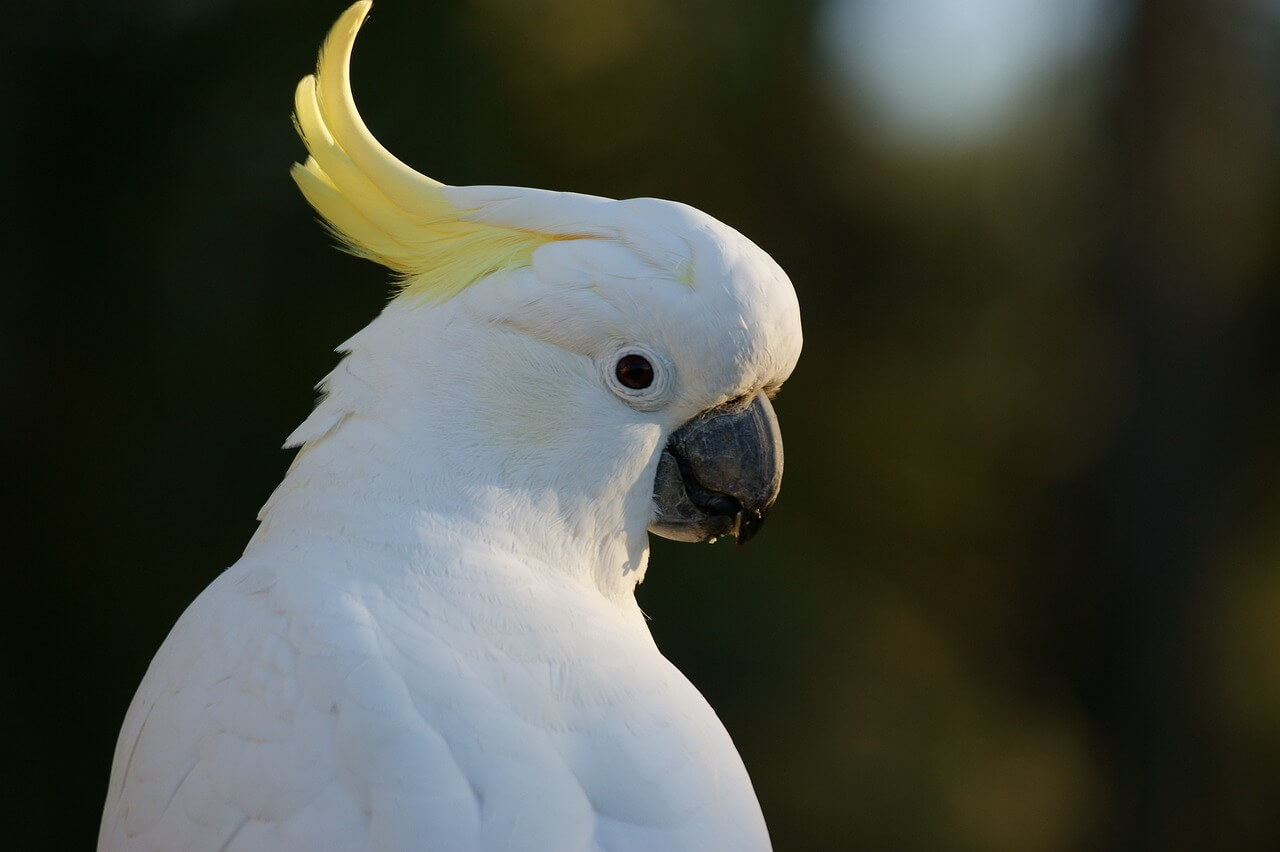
[5,0,1278,849]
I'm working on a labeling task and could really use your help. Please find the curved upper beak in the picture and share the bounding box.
[648,390,783,545]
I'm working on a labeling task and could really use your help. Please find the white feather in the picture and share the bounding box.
[99,3,801,850]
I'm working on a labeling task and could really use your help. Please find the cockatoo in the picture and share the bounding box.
[99,3,802,850]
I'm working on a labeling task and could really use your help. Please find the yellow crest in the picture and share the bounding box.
[292,1,556,302]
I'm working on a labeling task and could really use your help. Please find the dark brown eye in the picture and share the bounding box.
[615,354,655,389]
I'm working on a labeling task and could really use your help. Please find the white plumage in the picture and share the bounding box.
[99,3,802,850]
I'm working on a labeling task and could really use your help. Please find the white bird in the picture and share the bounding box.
[99,3,802,850]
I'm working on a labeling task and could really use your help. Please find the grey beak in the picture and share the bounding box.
[648,391,784,545]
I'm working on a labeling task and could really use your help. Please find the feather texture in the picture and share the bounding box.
[100,3,803,850]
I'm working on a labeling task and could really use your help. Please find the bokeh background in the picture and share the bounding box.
[6,0,1278,849]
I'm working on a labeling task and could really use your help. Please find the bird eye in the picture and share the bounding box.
[615,354,655,389]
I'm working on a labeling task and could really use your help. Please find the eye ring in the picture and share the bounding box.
[615,354,654,389]
[602,344,674,410]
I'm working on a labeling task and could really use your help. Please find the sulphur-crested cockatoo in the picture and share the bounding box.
[99,3,801,850]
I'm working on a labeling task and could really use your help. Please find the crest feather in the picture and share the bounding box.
[292,1,558,302]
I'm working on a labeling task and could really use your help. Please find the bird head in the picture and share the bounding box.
[285,1,802,585]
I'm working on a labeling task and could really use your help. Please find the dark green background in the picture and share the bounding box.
[7,1,1278,849]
